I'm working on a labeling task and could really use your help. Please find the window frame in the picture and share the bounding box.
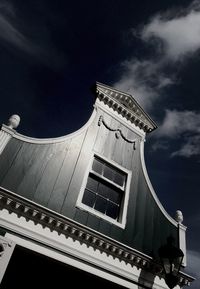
[76,152,132,229]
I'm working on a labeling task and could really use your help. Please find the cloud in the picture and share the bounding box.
[114,59,174,111]
[114,0,200,110]
[152,110,200,158]
[113,1,200,158]
[151,141,169,152]
[0,1,67,69]
[156,110,200,138]
[171,135,200,158]
[0,1,39,54]
[142,10,200,61]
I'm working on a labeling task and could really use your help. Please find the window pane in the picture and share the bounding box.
[103,165,114,181]
[82,189,95,207]
[114,171,126,187]
[82,156,128,223]
[106,202,119,220]
[98,182,121,204]
[98,182,110,199]
[86,175,98,192]
[107,187,121,204]
[94,196,107,214]
[92,158,103,175]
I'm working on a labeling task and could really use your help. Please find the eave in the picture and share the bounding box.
[0,186,194,287]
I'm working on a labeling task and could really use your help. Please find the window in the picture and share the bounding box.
[78,155,130,227]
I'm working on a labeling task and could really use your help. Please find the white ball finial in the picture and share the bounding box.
[175,210,183,223]
[7,114,20,129]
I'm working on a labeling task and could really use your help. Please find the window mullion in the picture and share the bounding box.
[90,170,125,191]
[81,155,128,224]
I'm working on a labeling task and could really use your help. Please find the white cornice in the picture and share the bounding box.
[0,186,151,266]
[96,82,157,134]
[0,186,193,287]
[95,99,146,139]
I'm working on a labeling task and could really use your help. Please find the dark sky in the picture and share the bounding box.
[0,0,200,287]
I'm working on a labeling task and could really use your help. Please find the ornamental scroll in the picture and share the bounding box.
[0,236,15,283]
[98,115,136,150]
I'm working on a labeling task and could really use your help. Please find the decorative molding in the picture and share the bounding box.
[0,114,21,154]
[0,186,193,287]
[7,114,20,129]
[0,109,97,145]
[0,236,14,259]
[139,139,178,227]
[175,211,187,266]
[95,82,157,134]
[0,187,149,269]
[178,223,187,267]
[98,115,136,150]
[5,232,143,289]
[0,125,16,155]
[175,210,183,223]
[0,235,15,283]
[95,100,146,139]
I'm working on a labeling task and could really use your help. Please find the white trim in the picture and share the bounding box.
[5,234,142,289]
[0,195,193,287]
[0,125,15,155]
[1,100,143,145]
[76,152,132,229]
[0,209,168,289]
[91,170,126,190]
[4,109,97,144]
[0,186,152,261]
[96,82,157,125]
[140,139,178,227]
[96,83,157,133]
[178,223,187,267]
[95,99,146,138]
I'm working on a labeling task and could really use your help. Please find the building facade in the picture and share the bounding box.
[0,82,194,288]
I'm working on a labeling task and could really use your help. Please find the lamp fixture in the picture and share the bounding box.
[159,236,184,289]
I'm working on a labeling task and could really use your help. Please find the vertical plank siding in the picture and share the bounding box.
[0,139,22,184]
[16,143,52,199]
[33,142,71,206]
[1,142,37,192]
[0,108,178,258]
[61,111,100,219]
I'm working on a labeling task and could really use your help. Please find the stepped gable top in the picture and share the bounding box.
[95,82,157,133]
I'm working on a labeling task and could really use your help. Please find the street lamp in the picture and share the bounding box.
[158,236,184,289]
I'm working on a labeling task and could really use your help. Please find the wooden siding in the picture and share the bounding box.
[0,107,178,258]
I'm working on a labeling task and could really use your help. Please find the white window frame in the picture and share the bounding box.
[76,152,132,229]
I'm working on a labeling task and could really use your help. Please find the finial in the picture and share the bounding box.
[7,114,20,129]
[175,210,183,223]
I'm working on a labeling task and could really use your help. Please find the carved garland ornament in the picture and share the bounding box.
[98,116,136,150]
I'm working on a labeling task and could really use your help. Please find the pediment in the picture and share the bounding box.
[96,82,157,133]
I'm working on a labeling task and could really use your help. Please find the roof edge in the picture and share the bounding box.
[140,139,179,227]
[0,109,97,144]
[95,82,157,134]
